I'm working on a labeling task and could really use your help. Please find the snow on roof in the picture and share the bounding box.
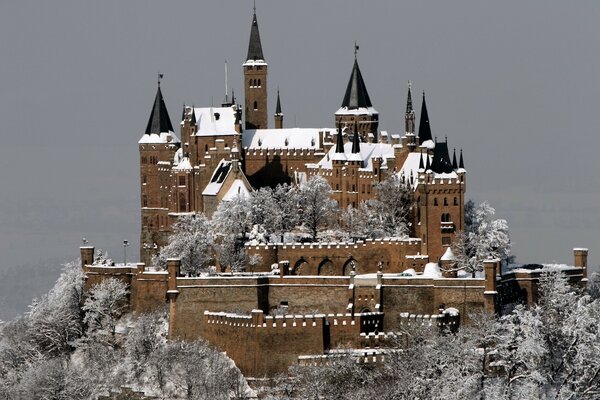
[335,106,379,116]
[242,59,268,67]
[202,159,232,196]
[138,131,180,144]
[311,141,395,171]
[173,157,192,171]
[223,179,251,201]
[440,247,456,261]
[422,262,442,278]
[194,107,238,137]
[421,139,435,149]
[243,128,335,150]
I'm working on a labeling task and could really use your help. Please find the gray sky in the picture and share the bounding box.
[1,1,599,315]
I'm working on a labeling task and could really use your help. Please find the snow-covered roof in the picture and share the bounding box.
[138,131,180,144]
[420,139,435,149]
[242,59,268,67]
[173,157,192,171]
[223,179,251,201]
[243,128,335,150]
[335,106,378,116]
[194,107,238,137]
[440,247,456,261]
[422,262,442,278]
[202,160,232,196]
[310,141,395,171]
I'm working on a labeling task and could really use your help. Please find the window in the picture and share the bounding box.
[249,79,252,87]
[434,198,438,206]
[179,176,185,186]
[362,184,365,194]
[454,197,458,206]
[374,168,378,175]
[352,184,356,192]
[336,183,339,190]
[257,79,261,87]
[142,195,147,207]
[442,236,451,246]
[444,197,448,206]
[141,156,147,164]
[253,101,258,110]
[205,144,208,152]
[142,175,147,184]
[179,192,186,212]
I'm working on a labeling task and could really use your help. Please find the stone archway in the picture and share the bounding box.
[318,258,335,276]
[292,257,309,275]
[342,258,358,276]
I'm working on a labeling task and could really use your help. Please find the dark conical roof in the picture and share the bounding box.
[452,148,458,170]
[419,151,425,170]
[246,11,265,61]
[418,92,432,144]
[431,141,454,174]
[335,126,344,153]
[145,86,174,135]
[341,58,373,109]
[459,149,465,169]
[351,123,361,153]
[275,89,282,115]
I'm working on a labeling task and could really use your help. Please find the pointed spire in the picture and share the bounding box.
[335,126,345,153]
[275,88,282,115]
[341,54,373,109]
[418,91,432,144]
[246,5,265,61]
[425,153,431,171]
[145,82,174,135]
[459,149,465,169]
[190,107,196,126]
[431,140,454,173]
[181,104,186,122]
[352,123,360,153]
[406,81,413,113]
[419,151,424,170]
[452,148,458,169]
[231,89,236,105]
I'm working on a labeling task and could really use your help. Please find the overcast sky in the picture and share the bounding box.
[1,1,599,315]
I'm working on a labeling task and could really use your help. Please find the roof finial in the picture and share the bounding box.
[354,41,359,59]
[253,0,256,13]
[157,71,163,87]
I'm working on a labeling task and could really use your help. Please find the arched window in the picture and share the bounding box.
[249,79,252,87]
[253,101,258,110]
[257,79,261,87]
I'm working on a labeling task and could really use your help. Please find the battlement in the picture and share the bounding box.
[244,147,325,157]
[398,309,460,331]
[244,237,421,250]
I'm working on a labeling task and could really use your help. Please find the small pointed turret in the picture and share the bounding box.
[274,88,283,129]
[452,148,458,170]
[190,107,196,126]
[419,151,425,170]
[335,126,345,154]
[425,153,431,171]
[352,123,361,154]
[418,91,433,145]
[405,81,416,140]
[431,140,454,174]
[459,149,465,169]
[246,7,265,61]
[144,83,174,136]
[406,81,413,114]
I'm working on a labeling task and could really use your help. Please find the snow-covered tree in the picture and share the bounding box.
[298,175,337,241]
[249,183,300,241]
[82,278,128,337]
[372,174,412,237]
[213,196,252,271]
[155,213,214,276]
[453,201,511,277]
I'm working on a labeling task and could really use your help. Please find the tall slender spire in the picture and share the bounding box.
[406,81,413,113]
[145,81,174,135]
[352,122,360,153]
[419,151,424,170]
[275,88,282,115]
[425,153,431,171]
[459,149,465,169]
[452,148,458,170]
[246,5,265,61]
[341,55,373,109]
[418,91,432,144]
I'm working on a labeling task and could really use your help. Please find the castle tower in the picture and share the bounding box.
[405,82,417,151]
[139,78,180,265]
[244,6,268,130]
[335,47,379,142]
[274,88,283,129]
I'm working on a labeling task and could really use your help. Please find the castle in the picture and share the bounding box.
[138,6,465,268]
[81,7,589,378]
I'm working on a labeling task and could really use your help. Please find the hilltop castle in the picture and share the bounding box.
[80,8,589,378]
[138,7,465,269]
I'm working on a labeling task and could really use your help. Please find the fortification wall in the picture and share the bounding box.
[202,310,325,377]
[246,238,425,275]
[130,271,169,314]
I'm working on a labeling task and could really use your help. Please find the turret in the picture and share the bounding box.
[274,88,283,129]
[243,5,268,130]
[418,91,433,147]
[335,45,379,142]
[405,82,417,151]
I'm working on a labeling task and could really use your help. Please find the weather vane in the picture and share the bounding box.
[158,71,164,86]
[354,41,359,58]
